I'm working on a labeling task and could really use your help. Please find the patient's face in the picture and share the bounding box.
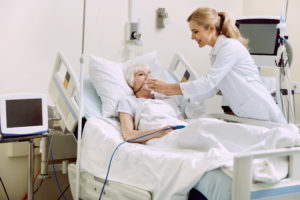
[133,69,152,98]
[133,69,150,89]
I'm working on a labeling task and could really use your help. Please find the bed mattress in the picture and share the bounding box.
[79,116,300,200]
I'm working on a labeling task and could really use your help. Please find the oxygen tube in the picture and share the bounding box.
[98,125,186,200]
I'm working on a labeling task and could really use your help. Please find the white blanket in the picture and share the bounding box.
[80,117,300,200]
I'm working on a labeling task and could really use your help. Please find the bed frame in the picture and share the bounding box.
[50,52,300,200]
[68,163,152,200]
[233,147,300,200]
[212,113,300,200]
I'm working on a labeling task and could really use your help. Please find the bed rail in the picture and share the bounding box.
[48,52,80,133]
[232,147,300,200]
[168,52,199,83]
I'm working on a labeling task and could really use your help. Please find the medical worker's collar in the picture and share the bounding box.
[210,34,226,56]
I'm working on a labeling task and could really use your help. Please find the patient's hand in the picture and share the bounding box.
[156,125,176,138]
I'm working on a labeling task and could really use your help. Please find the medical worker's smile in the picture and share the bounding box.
[197,40,202,46]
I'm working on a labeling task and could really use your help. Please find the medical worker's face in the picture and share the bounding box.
[133,69,150,92]
[189,21,216,48]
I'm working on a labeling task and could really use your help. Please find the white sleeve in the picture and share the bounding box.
[180,41,238,103]
[117,96,136,116]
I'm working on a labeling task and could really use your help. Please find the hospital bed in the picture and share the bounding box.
[49,52,300,200]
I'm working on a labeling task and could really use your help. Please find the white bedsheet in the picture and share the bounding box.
[80,117,300,200]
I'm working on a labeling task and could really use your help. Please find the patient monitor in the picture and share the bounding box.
[0,93,48,137]
[235,16,281,68]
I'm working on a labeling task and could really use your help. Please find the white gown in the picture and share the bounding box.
[180,35,286,124]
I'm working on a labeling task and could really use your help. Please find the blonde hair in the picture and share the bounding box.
[187,7,248,47]
[124,63,150,87]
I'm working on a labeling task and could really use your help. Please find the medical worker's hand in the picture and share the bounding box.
[147,79,183,96]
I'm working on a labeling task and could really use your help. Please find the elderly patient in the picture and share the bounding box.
[118,63,186,143]
[117,63,300,200]
[118,63,238,200]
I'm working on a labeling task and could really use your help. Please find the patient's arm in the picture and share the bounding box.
[119,112,174,143]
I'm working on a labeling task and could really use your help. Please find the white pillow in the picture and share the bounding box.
[89,55,132,117]
[89,51,163,117]
[83,77,103,118]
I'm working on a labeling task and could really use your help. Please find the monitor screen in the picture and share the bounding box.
[238,23,278,55]
[6,99,43,128]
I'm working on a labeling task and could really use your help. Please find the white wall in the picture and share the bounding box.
[242,0,300,124]
[0,0,243,199]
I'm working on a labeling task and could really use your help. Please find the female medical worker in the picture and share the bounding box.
[147,7,286,124]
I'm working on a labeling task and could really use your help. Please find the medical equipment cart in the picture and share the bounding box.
[0,134,47,200]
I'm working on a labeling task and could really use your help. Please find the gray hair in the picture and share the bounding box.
[124,63,150,87]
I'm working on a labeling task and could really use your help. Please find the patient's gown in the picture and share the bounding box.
[118,95,187,131]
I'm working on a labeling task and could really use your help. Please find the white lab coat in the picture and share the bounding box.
[180,35,286,124]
